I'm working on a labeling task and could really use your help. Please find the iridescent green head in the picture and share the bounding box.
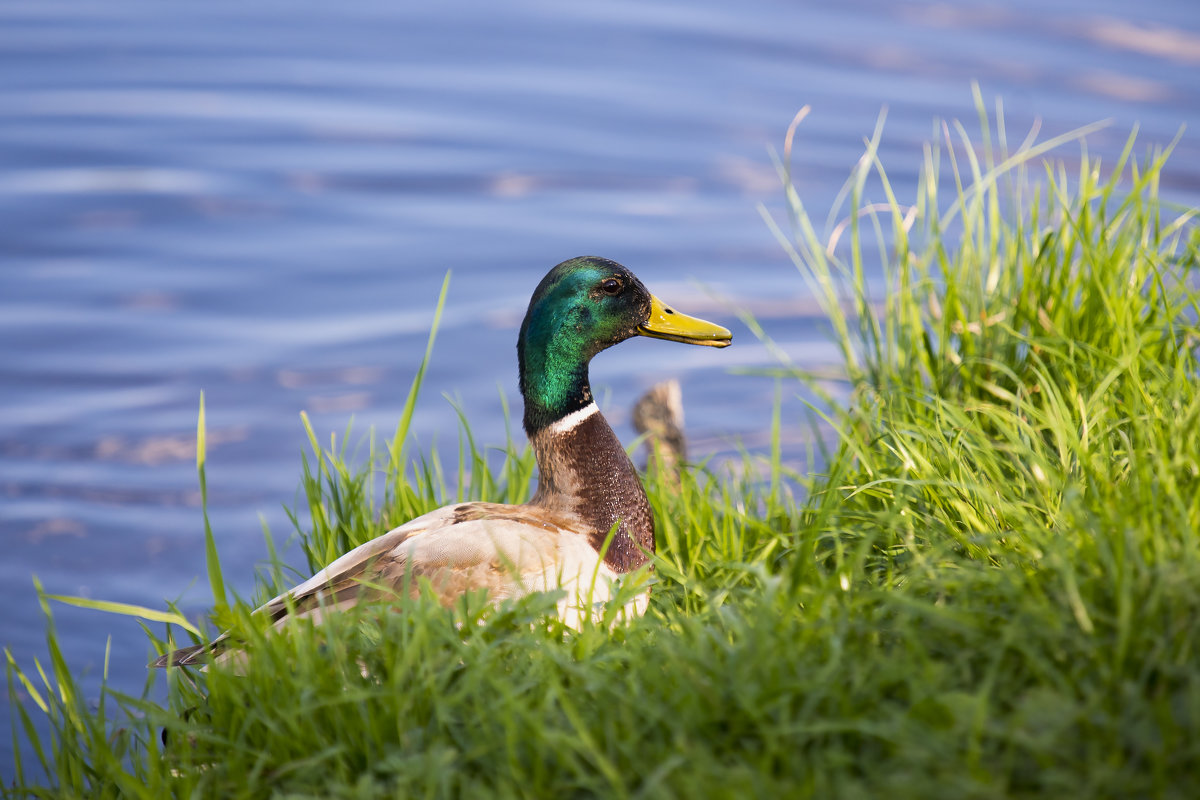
[518,256,731,432]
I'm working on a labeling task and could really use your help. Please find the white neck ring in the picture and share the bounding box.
[545,402,599,435]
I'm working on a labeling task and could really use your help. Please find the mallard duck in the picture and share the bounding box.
[153,256,731,667]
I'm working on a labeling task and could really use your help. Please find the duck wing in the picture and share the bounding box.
[152,502,612,668]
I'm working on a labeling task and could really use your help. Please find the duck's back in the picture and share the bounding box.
[154,501,642,667]
[280,502,627,615]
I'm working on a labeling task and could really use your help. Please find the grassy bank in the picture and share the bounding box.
[6,103,1200,798]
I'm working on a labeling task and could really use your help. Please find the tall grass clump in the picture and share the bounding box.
[6,97,1199,798]
[764,95,1200,794]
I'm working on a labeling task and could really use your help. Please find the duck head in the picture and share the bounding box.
[518,256,731,433]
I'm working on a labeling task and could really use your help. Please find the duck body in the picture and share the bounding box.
[154,256,730,668]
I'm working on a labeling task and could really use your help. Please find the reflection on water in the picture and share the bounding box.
[2,0,1198,774]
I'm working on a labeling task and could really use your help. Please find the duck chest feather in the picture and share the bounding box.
[528,404,654,572]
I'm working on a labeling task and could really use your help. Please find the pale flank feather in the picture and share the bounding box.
[153,503,639,667]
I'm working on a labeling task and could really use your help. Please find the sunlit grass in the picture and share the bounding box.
[6,94,1199,797]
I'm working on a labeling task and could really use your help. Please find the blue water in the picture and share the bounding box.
[2,0,1198,777]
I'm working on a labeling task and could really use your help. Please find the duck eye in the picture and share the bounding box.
[601,278,623,296]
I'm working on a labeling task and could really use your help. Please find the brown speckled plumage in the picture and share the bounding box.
[530,409,654,572]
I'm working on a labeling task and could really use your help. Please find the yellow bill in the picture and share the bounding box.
[638,294,732,348]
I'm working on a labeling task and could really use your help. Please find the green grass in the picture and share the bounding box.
[6,97,1200,797]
